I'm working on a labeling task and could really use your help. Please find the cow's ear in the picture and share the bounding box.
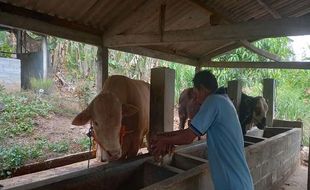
[72,107,91,126]
[122,104,139,117]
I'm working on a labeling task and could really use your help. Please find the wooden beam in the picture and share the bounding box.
[263,79,275,128]
[0,2,102,45]
[239,40,282,62]
[272,119,303,128]
[114,47,199,66]
[199,41,240,62]
[188,0,263,60]
[256,0,282,19]
[104,15,310,47]
[201,61,310,69]
[103,0,164,38]
[7,151,96,178]
[96,46,109,93]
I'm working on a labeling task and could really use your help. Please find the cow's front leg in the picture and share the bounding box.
[127,137,142,158]
[96,144,109,162]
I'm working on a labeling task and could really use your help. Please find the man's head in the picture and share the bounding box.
[192,70,218,104]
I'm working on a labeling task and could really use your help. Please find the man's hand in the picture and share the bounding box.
[150,134,175,162]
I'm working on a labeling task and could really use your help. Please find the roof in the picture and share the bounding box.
[0,0,310,69]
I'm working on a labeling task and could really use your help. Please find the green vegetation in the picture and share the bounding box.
[78,137,92,151]
[0,89,54,138]
[48,140,69,153]
[0,138,73,178]
[30,78,53,93]
[0,139,45,177]
[0,31,15,58]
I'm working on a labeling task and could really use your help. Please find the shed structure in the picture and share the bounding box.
[0,0,309,74]
[0,0,309,189]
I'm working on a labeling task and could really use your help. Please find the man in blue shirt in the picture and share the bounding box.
[151,70,253,190]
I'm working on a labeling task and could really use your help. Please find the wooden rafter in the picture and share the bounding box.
[0,2,102,45]
[189,0,283,61]
[239,40,282,62]
[115,46,198,66]
[102,0,164,38]
[256,0,282,19]
[201,61,310,70]
[104,15,310,47]
[199,41,240,62]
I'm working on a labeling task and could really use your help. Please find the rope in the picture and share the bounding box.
[86,123,94,169]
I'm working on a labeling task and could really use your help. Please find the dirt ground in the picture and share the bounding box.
[279,165,308,190]
[3,114,90,164]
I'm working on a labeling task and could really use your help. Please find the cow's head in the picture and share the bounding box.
[72,92,138,161]
[252,96,268,130]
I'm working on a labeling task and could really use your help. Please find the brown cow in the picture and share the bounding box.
[72,75,149,161]
[178,87,268,135]
[178,88,200,130]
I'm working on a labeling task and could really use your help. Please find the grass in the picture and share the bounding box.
[78,137,92,151]
[0,138,75,178]
[0,90,54,139]
[0,87,84,178]
[48,141,69,153]
[30,78,53,93]
[0,140,45,177]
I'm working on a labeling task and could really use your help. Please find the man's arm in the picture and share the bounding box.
[151,128,198,157]
[157,128,198,145]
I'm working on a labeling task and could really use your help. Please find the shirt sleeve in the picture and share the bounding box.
[190,96,219,136]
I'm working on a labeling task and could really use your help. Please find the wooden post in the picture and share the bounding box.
[195,65,201,73]
[227,80,242,113]
[263,79,275,128]
[96,46,109,93]
[96,46,109,161]
[150,67,175,136]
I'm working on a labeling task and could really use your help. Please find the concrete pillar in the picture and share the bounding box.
[96,46,108,93]
[150,67,175,136]
[41,36,48,79]
[227,80,242,113]
[263,79,275,128]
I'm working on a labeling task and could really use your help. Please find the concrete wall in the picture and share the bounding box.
[0,57,21,91]
[20,52,44,89]
[1,128,301,190]
[246,128,301,190]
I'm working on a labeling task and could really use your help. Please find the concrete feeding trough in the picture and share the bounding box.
[0,127,301,190]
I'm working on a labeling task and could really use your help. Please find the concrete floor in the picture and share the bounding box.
[279,165,308,190]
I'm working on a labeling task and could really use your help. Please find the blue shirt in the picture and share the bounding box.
[191,94,253,190]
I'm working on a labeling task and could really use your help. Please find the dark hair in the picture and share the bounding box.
[193,70,218,92]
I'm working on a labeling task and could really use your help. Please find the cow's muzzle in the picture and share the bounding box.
[256,117,267,129]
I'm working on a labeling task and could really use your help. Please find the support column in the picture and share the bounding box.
[227,80,242,113]
[195,65,201,73]
[41,35,48,79]
[263,78,275,128]
[96,46,109,93]
[150,67,175,136]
